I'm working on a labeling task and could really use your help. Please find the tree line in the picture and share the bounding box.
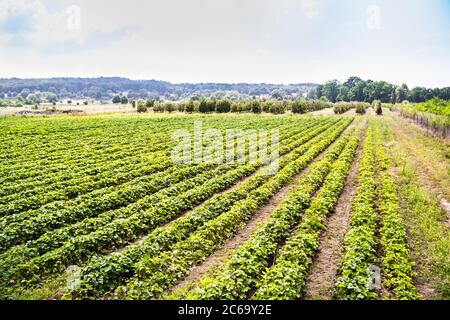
[314,76,450,103]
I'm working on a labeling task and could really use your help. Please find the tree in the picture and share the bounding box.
[409,87,434,103]
[120,96,129,104]
[112,95,121,104]
[45,92,58,103]
[250,100,262,113]
[347,80,366,101]
[216,100,231,113]
[315,85,323,100]
[394,83,409,103]
[198,99,209,113]
[137,101,148,113]
[320,80,340,102]
[19,88,30,99]
[185,100,195,113]
[337,85,349,102]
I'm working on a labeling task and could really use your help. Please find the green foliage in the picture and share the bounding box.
[120,96,129,104]
[333,102,353,114]
[335,124,378,300]
[376,138,419,300]
[72,119,337,298]
[372,100,383,115]
[215,100,231,113]
[355,103,367,115]
[185,100,195,113]
[393,99,450,137]
[112,95,121,104]
[291,100,307,114]
[254,133,360,299]
[250,100,262,113]
[185,121,354,300]
[136,101,148,113]
[145,99,155,108]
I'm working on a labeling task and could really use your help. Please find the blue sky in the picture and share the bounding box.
[0,0,449,87]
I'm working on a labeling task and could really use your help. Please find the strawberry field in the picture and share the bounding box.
[0,112,448,300]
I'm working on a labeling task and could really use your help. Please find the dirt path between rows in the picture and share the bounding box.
[167,121,358,295]
[303,124,365,300]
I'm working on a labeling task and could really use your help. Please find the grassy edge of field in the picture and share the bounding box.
[379,116,450,299]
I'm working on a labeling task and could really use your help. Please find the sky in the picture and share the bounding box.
[0,0,449,87]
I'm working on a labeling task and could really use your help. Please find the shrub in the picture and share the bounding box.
[216,100,231,113]
[250,100,262,114]
[185,100,195,113]
[112,96,121,104]
[269,103,285,114]
[137,102,148,113]
[177,103,185,112]
[355,103,367,115]
[231,102,239,113]
[121,96,129,104]
[373,100,383,115]
[291,100,307,114]
[165,103,176,113]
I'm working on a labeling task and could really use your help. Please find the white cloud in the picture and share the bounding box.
[0,0,134,48]
[0,0,448,88]
[301,0,319,20]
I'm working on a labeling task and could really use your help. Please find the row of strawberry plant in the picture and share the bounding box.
[0,114,299,165]
[1,164,258,285]
[0,119,340,284]
[252,132,360,299]
[117,119,352,299]
[0,142,175,197]
[71,119,347,298]
[0,122,328,224]
[183,128,356,300]
[0,151,175,213]
[0,120,312,204]
[0,119,328,261]
[0,115,292,184]
[0,137,172,188]
[374,122,419,300]
[0,162,226,251]
[0,124,177,183]
[333,123,378,300]
[0,117,308,196]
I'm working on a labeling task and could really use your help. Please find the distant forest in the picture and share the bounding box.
[0,77,316,103]
[0,76,448,104]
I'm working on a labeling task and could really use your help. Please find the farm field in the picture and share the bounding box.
[0,111,448,300]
